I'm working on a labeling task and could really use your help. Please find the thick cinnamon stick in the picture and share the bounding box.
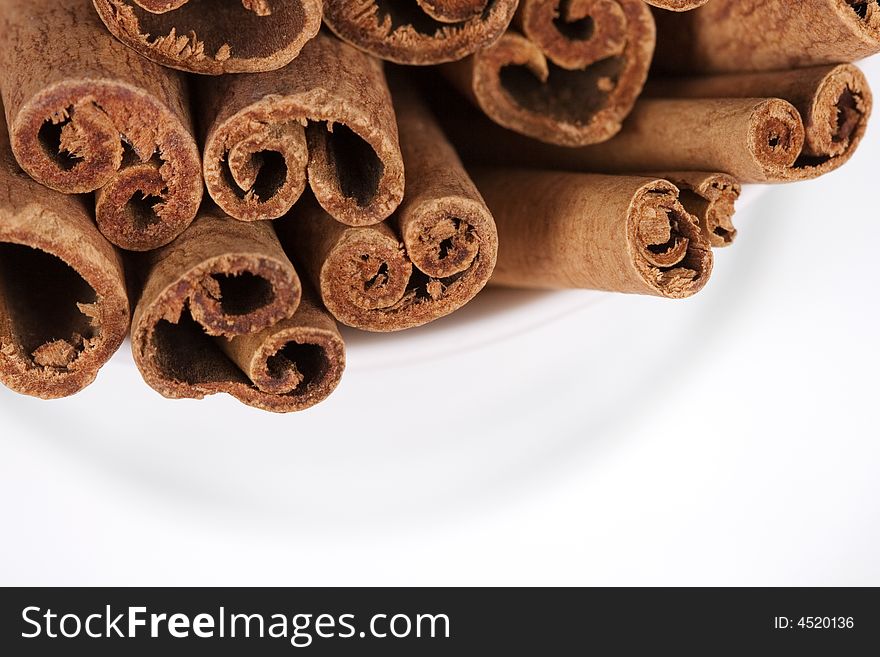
[0,101,129,399]
[442,0,655,146]
[199,34,404,227]
[131,209,344,413]
[651,172,740,248]
[92,0,323,75]
[470,169,713,298]
[0,0,202,252]
[322,0,518,65]
[445,64,873,182]
[654,0,880,73]
[279,83,498,332]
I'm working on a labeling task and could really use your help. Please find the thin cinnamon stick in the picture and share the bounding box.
[441,0,656,146]
[92,0,323,75]
[470,169,713,298]
[0,101,129,399]
[199,34,404,227]
[0,0,202,252]
[645,65,873,168]
[654,0,880,74]
[650,172,740,248]
[444,64,873,182]
[322,0,518,65]
[278,82,498,332]
[131,209,344,413]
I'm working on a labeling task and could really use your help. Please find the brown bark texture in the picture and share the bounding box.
[470,169,714,298]
[131,209,344,413]
[654,0,880,73]
[322,0,519,65]
[199,34,405,228]
[92,0,323,75]
[277,79,498,332]
[0,0,202,252]
[0,100,129,399]
[441,0,656,146]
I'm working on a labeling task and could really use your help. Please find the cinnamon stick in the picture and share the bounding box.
[441,0,656,146]
[0,100,129,399]
[0,0,202,252]
[278,82,498,332]
[470,169,713,298]
[654,0,880,74]
[199,34,404,227]
[131,209,344,413]
[444,64,873,183]
[651,172,740,248]
[92,0,323,75]
[322,0,519,65]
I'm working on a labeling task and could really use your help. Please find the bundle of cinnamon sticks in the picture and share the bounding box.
[0,0,875,412]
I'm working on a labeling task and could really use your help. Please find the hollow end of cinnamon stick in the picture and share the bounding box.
[0,1,203,252]
[443,0,656,146]
[472,170,713,299]
[0,109,129,399]
[131,209,344,412]
[322,0,519,65]
[200,34,405,228]
[651,172,741,248]
[277,79,498,333]
[92,0,324,75]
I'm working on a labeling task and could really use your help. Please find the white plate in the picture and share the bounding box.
[3,60,879,586]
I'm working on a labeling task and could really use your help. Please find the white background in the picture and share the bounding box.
[2,59,878,587]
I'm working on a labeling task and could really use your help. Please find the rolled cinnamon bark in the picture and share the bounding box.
[444,64,873,183]
[199,34,404,227]
[322,0,518,65]
[470,169,713,298]
[0,0,202,252]
[441,1,656,146]
[131,209,344,413]
[0,101,129,399]
[654,0,880,73]
[651,172,740,248]
[92,0,323,75]
[645,0,708,10]
[646,65,873,168]
[278,82,498,332]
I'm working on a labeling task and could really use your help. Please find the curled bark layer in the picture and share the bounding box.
[279,82,498,332]
[442,0,656,146]
[651,172,740,248]
[323,0,519,65]
[131,210,344,413]
[0,101,129,399]
[199,35,404,227]
[654,0,880,73]
[92,0,323,75]
[471,170,713,298]
[645,0,708,10]
[0,0,202,251]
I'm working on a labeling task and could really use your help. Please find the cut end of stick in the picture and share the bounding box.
[749,98,807,177]
[93,0,322,74]
[464,0,655,146]
[322,0,519,65]
[630,181,713,298]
